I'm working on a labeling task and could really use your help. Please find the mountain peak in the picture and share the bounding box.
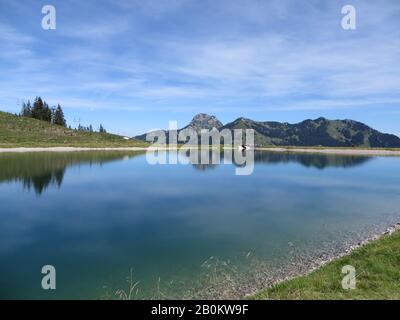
[135,115,400,148]
[234,117,252,122]
[184,113,223,132]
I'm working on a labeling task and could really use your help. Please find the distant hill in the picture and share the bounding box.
[136,113,400,148]
[222,117,400,148]
[0,111,145,148]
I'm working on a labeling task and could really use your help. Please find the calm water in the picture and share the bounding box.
[0,151,399,299]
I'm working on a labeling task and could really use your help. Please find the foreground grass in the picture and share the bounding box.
[252,230,400,300]
[0,111,148,148]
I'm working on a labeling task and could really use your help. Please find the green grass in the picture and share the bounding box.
[0,111,149,148]
[252,230,400,300]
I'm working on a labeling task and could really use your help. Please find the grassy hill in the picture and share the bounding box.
[222,117,400,148]
[0,111,147,148]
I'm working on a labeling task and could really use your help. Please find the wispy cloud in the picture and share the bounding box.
[0,0,399,134]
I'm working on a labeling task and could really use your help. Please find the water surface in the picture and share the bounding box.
[0,151,399,299]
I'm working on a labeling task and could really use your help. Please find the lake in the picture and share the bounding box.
[0,151,399,299]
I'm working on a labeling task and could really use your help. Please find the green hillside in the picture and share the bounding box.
[0,111,147,148]
[222,117,400,148]
[136,113,400,148]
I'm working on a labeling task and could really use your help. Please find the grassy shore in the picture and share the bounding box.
[0,111,148,148]
[258,145,400,151]
[252,229,400,300]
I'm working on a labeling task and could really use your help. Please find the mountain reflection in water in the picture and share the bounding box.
[0,150,373,194]
[189,150,372,170]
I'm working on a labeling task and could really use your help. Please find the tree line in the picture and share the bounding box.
[21,96,66,126]
[20,96,106,133]
[76,124,106,133]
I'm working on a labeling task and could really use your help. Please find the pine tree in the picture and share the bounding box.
[20,100,32,117]
[53,104,66,127]
[26,100,32,117]
[30,97,53,123]
[31,96,44,120]
[20,102,25,116]
[42,101,52,122]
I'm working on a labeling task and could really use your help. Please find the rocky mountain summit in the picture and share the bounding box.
[182,113,223,133]
[135,113,400,148]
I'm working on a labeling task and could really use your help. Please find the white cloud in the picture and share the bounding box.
[1,0,400,115]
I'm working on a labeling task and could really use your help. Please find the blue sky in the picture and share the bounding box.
[0,0,399,136]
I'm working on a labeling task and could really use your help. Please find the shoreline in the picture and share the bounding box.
[0,146,149,153]
[247,222,400,299]
[1,146,400,156]
[175,218,400,299]
[256,147,400,156]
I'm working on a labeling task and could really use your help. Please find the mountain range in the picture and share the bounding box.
[136,113,400,148]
